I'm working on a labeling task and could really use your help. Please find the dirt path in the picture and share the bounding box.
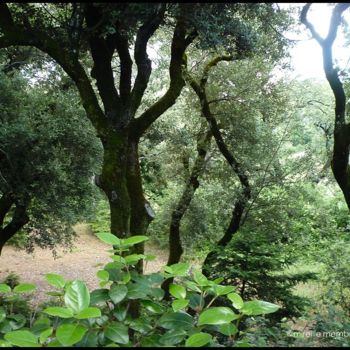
[0,224,168,306]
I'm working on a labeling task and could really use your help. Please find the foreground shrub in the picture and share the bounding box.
[0,233,281,347]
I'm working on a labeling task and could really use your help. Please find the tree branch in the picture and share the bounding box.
[85,4,121,120]
[130,22,196,139]
[129,4,166,116]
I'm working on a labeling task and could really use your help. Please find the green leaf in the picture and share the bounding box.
[31,318,51,335]
[109,284,128,304]
[218,323,238,337]
[13,283,36,293]
[214,285,235,296]
[169,284,186,299]
[75,307,101,319]
[64,280,90,314]
[43,307,74,318]
[185,332,212,347]
[159,329,187,345]
[105,322,129,344]
[165,263,190,277]
[227,293,244,310]
[96,232,121,246]
[129,319,153,334]
[90,289,109,306]
[45,273,65,289]
[56,324,87,346]
[96,270,109,282]
[4,330,38,347]
[198,307,238,326]
[122,235,148,246]
[241,300,280,316]
[193,270,209,286]
[8,314,26,330]
[159,312,194,330]
[0,284,11,293]
[142,300,165,314]
[126,283,148,299]
[125,254,146,265]
[39,328,53,344]
[172,299,189,312]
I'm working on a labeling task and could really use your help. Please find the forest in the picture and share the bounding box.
[0,2,350,347]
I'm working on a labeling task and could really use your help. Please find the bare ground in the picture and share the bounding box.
[0,224,168,306]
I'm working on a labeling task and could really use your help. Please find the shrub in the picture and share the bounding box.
[0,233,281,347]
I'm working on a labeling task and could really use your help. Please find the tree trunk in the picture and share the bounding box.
[162,127,212,295]
[127,137,155,272]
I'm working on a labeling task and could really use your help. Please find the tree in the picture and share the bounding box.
[301,3,350,209]
[0,69,101,254]
[0,3,290,272]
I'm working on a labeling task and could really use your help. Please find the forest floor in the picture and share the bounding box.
[0,224,168,307]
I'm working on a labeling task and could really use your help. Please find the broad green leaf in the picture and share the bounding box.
[159,329,187,345]
[241,300,280,316]
[109,284,128,304]
[45,273,65,289]
[96,232,120,246]
[193,270,209,287]
[75,307,101,319]
[0,284,11,293]
[90,289,109,305]
[169,284,186,299]
[96,270,109,281]
[142,300,165,314]
[159,312,194,330]
[76,330,99,347]
[64,280,90,313]
[198,307,238,326]
[125,254,146,265]
[185,332,212,347]
[105,344,120,347]
[167,263,190,277]
[126,283,147,299]
[227,293,244,310]
[105,322,129,344]
[129,319,153,334]
[56,324,87,346]
[184,281,201,293]
[13,283,36,293]
[4,330,38,347]
[111,255,126,264]
[172,299,189,312]
[8,314,26,330]
[122,235,149,246]
[214,285,235,296]
[31,318,51,335]
[43,307,73,318]
[39,328,53,344]
[218,323,238,336]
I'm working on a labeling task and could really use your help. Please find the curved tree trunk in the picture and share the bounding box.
[301,3,350,209]
[162,125,212,294]
[182,56,252,276]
